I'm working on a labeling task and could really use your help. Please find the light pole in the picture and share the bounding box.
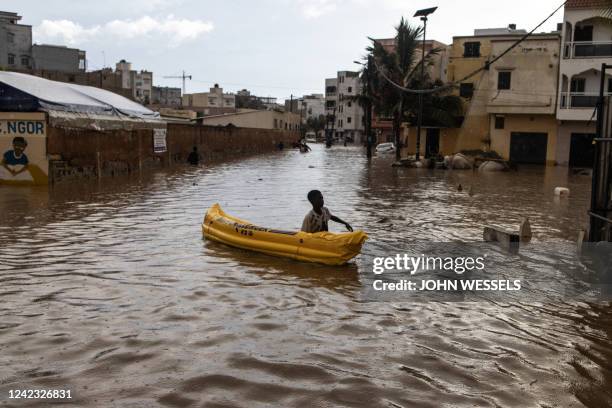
[354,56,374,158]
[413,6,437,162]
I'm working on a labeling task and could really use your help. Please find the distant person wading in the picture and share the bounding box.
[187,146,201,165]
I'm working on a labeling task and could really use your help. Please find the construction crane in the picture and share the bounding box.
[163,70,192,94]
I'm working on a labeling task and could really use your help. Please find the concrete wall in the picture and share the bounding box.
[487,36,560,115]
[201,110,302,131]
[7,67,133,100]
[401,126,461,157]
[556,120,596,166]
[32,44,83,72]
[46,124,298,183]
[489,114,559,164]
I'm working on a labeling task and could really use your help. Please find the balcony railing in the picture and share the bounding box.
[560,92,612,108]
[564,41,612,59]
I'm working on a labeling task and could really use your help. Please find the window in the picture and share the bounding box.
[463,42,481,58]
[274,118,278,128]
[326,101,335,108]
[608,78,612,93]
[574,25,593,42]
[20,56,29,66]
[347,101,352,107]
[348,86,352,93]
[498,71,511,90]
[285,122,287,130]
[7,32,14,43]
[494,116,505,129]
[7,54,15,65]
[209,97,216,105]
[459,83,474,98]
[570,78,585,93]
[347,117,352,124]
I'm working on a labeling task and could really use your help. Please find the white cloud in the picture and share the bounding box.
[298,0,339,19]
[34,15,214,46]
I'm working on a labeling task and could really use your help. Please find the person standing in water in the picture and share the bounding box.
[187,146,201,165]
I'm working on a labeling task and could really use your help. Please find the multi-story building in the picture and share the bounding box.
[301,94,325,122]
[447,25,563,163]
[556,0,612,167]
[152,86,182,107]
[115,60,153,104]
[182,84,236,117]
[32,44,86,72]
[324,77,338,135]
[0,11,32,70]
[324,71,365,143]
[486,33,561,165]
[285,94,325,122]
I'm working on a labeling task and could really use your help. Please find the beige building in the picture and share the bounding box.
[445,26,562,164]
[182,84,236,116]
[115,59,153,104]
[201,109,301,131]
[486,34,561,165]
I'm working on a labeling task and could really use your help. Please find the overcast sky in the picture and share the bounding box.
[12,0,564,101]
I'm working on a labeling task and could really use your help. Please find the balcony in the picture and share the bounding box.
[563,41,612,59]
[559,92,612,109]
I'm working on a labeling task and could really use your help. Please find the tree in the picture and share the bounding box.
[305,115,326,134]
[366,18,463,160]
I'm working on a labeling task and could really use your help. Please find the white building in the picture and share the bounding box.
[324,71,365,143]
[300,94,325,122]
[556,0,612,167]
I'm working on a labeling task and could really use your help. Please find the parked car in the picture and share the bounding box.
[375,142,395,154]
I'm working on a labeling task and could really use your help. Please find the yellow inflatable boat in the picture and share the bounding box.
[202,204,367,265]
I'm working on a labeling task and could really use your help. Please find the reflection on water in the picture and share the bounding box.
[0,144,610,407]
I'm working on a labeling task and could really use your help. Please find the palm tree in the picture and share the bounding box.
[365,18,463,160]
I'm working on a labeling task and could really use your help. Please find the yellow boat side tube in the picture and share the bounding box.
[202,203,368,265]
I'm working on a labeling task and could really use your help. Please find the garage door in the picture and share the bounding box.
[510,132,548,164]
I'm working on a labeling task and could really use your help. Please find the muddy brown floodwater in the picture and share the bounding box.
[1,144,611,407]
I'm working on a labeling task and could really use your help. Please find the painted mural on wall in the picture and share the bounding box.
[0,112,48,186]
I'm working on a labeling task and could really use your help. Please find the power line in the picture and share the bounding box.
[189,78,322,92]
[373,1,567,95]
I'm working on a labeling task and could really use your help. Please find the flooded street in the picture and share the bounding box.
[1,144,611,407]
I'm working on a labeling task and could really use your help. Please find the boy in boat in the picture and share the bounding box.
[301,190,353,233]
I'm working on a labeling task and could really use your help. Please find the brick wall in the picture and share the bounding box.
[47,124,298,183]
